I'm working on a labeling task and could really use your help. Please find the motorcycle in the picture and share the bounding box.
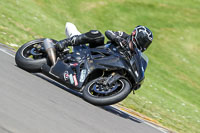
[15,22,148,106]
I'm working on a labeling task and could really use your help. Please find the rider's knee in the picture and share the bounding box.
[85,30,105,48]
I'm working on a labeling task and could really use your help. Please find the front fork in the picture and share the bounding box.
[103,72,122,86]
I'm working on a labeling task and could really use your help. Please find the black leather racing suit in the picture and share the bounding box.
[105,30,130,42]
[56,30,105,51]
[56,30,132,55]
[105,30,133,59]
[105,30,131,50]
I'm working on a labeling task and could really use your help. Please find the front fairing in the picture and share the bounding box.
[129,48,148,85]
[88,46,148,86]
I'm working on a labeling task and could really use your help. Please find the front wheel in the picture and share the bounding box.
[83,77,131,106]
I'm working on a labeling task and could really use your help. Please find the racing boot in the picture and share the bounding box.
[55,38,72,51]
[55,34,84,51]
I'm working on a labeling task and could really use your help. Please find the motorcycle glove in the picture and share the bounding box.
[114,36,129,49]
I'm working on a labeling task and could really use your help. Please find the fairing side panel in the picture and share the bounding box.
[48,45,147,91]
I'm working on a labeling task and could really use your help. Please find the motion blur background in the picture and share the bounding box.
[0,0,199,132]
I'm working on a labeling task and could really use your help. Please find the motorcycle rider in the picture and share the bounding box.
[56,25,153,55]
[44,25,153,65]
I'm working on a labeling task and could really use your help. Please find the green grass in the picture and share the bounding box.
[0,0,200,132]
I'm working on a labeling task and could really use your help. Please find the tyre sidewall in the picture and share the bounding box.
[83,78,131,106]
[15,38,47,72]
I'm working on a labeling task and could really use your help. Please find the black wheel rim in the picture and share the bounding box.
[22,42,45,59]
[88,78,124,97]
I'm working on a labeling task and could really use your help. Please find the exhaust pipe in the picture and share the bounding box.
[43,38,56,66]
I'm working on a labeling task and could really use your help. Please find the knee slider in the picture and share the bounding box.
[85,30,105,47]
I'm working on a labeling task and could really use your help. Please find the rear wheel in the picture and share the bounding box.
[83,77,131,106]
[15,38,47,72]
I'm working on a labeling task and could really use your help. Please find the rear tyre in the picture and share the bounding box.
[83,77,131,106]
[15,38,47,72]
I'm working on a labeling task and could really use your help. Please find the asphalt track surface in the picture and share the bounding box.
[0,44,164,133]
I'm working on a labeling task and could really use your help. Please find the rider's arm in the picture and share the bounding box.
[105,30,129,48]
[105,30,118,41]
[105,30,129,41]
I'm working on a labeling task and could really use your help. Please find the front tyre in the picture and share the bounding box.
[83,77,131,106]
[15,38,47,72]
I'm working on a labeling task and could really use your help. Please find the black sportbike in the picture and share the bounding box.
[15,38,148,106]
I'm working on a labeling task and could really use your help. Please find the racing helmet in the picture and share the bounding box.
[131,25,153,52]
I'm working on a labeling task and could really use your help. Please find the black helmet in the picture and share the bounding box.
[131,25,153,52]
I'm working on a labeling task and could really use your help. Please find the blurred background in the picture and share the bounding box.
[0,0,199,132]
